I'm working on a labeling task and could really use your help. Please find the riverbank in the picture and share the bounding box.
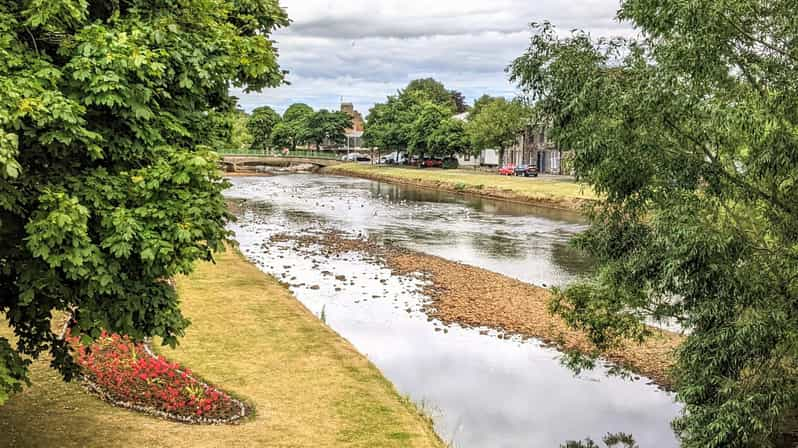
[276,231,681,388]
[323,164,595,211]
[0,249,444,448]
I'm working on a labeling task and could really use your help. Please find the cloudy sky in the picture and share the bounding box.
[233,0,634,116]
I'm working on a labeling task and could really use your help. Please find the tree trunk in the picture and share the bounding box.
[498,147,505,167]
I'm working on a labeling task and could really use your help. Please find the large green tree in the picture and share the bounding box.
[0,0,288,403]
[365,78,465,152]
[510,3,798,446]
[403,78,463,113]
[466,98,527,166]
[275,103,313,150]
[428,118,469,158]
[307,109,352,150]
[247,106,281,151]
[363,95,416,151]
[470,94,503,119]
[407,102,451,157]
[230,109,253,151]
[283,103,313,123]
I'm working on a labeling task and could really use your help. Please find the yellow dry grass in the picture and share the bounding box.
[0,249,443,448]
[324,164,596,210]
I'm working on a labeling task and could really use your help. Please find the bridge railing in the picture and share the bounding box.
[218,148,340,160]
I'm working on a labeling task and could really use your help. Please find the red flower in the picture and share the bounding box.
[67,331,235,419]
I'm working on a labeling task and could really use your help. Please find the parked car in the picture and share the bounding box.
[340,153,371,162]
[419,158,444,168]
[514,164,539,177]
[442,157,459,169]
[498,164,516,176]
[380,151,407,165]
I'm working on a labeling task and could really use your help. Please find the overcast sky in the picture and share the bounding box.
[233,0,633,116]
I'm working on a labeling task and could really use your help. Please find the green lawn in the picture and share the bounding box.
[325,164,595,209]
[0,249,443,448]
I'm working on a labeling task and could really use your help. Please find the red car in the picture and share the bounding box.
[498,164,516,176]
[419,158,444,168]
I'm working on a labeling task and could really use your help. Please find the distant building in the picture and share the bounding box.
[505,126,563,174]
[454,112,564,173]
[341,102,365,149]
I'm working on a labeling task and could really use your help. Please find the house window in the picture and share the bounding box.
[464,154,471,161]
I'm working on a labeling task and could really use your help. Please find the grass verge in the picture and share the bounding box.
[323,164,596,210]
[0,249,443,448]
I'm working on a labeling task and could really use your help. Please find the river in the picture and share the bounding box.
[225,174,681,448]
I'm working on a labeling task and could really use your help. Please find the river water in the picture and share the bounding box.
[225,174,681,448]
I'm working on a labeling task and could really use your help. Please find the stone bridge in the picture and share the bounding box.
[222,155,342,172]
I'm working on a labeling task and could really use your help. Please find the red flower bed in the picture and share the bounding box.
[66,330,245,422]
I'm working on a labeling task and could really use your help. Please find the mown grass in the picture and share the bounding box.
[325,164,595,209]
[0,249,443,448]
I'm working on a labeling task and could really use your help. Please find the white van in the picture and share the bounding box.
[379,151,407,165]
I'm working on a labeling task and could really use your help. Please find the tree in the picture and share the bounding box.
[247,106,281,151]
[365,79,467,152]
[466,99,527,166]
[428,118,469,158]
[403,78,466,113]
[283,103,313,124]
[470,95,503,118]
[269,121,295,151]
[307,110,353,150]
[404,78,455,110]
[364,94,420,151]
[561,433,639,448]
[0,0,287,404]
[363,102,399,150]
[510,7,798,446]
[230,109,253,151]
[278,103,314,150]
[450,90,469,114]
[407,102,451,157]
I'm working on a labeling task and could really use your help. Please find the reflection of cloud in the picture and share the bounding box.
[236,0,636,114]
[336,314,681,448]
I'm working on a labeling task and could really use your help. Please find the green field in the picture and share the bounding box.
[0,249,443,448]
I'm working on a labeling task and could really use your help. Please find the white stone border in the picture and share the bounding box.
[59,318,250,425]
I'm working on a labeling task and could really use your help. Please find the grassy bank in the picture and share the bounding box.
[324,164,595,210]
[0,249,443,448]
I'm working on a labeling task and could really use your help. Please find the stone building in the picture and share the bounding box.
[341,102,365,149]
[505,126,564,174]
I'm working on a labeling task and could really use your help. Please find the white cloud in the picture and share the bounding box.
[235,0,634,115]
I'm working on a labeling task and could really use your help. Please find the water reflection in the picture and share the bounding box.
[469,231,526,259]
[227,174,591,287]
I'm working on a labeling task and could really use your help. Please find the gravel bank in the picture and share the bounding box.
[276,231,681,388]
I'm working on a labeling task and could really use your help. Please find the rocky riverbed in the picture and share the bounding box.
[269,230,680,387]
